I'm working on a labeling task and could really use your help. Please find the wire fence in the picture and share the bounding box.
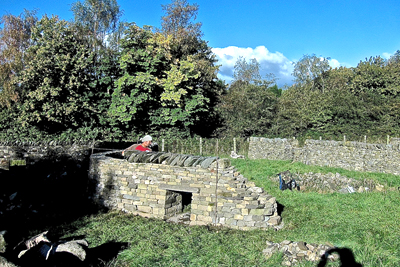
[113,137,250,157]
[160,137,249,157]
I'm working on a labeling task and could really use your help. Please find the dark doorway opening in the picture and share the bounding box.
[165,190,192,217]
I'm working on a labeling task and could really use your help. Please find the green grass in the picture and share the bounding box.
[54,158,400,266]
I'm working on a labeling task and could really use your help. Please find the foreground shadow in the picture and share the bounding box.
[87,241,130,266]
[3,239,129,267]
[317,247,363,267]
[0,150,112,266]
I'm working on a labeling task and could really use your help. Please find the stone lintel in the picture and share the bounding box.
[159,184,199,193]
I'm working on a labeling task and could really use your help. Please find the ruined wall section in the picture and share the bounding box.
[89,152,282,230]
[0,142,93,170]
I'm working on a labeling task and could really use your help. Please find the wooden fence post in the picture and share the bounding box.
[181,140,184,154]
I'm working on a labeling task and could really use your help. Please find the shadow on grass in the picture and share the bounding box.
[87,241,130,266]
[317,247,363,267]
[0,151,111,266]
[276,202,285,216]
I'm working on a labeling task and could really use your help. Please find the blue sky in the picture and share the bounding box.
[2,0,400,86]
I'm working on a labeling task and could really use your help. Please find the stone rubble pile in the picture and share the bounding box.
[273,170,382,193]
[263,240,338,266]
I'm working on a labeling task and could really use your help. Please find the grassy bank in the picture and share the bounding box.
[41,159,400,266]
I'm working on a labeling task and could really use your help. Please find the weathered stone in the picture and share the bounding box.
[55,240,88,261]
[263,239,336,266]
[297,241,308,251]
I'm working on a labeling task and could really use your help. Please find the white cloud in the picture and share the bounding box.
[328,58,341,69]
[382,52,392,60]
[212,46,294,87]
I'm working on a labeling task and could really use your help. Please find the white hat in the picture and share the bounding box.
[141,135,152,142]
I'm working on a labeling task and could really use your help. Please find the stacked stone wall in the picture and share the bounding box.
[248,137,298,161]
[89,151,282,230]
[249,137,400,175]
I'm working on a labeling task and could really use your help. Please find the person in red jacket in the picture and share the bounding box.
[122,135,152,156]
[135,135,152,152]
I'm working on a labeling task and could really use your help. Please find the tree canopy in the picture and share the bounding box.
[1,1,400,142]
[0,9,37,107]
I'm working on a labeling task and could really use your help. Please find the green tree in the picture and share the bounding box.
[109,24,223,138]
[71,0,127,140]
[158,0,225,136]
[218,81,277,137]
[233,56,262,84]
[71,0,123,50]
[350,56,400,97]
[292,54,331,92]
[160,0,202,55]
[218,57,278,137]
[0,9,38,108]
[18,16,98,134]
[273,63,400,140]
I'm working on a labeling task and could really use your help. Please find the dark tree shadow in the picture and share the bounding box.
[86,241,130,266]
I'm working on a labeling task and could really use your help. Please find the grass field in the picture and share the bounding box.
[51,158,400,266]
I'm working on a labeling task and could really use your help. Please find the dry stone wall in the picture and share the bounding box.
[249,137,400,175]
[89,151,282,230]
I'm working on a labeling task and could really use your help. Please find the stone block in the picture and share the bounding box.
[124,204,136,211]
[197,214,213,223]
[137,184,147,189]
[251,215,263,221]
[243,215,253,221]
[245,221,255,227]
[237,220,245,227]
[226,218,237,226]
[152,208,165,215]
[234,214,244,220]
[249,209,267,216]
[128,183,138,189]
[231,208,241,214]
[269,216,282,226]
[137,205,152,213]
[155,195,166,201]
[221,206,231,212]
